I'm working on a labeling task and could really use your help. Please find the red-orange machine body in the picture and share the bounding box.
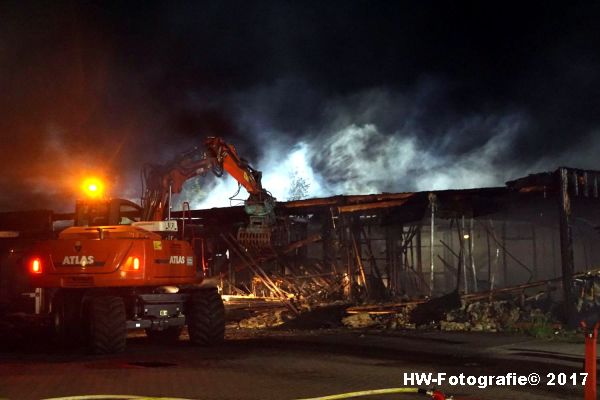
[29,226,198,289]
[24,136,283,354]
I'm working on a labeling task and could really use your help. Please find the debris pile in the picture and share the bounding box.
[339,299,553,333]
[440,300,521,332]
[238,309,292,329]
[340,278,567,333]
[229,293,563,335]
[341,312,377,329]
[246,267,344,306]
[228,272,600,334]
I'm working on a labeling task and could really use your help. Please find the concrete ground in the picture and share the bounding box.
[0,325,591,400]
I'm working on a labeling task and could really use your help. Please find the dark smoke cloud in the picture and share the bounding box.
[0,1,599,211]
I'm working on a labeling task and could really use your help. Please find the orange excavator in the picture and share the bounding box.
[140,136,283,248]
[28,137,284,353]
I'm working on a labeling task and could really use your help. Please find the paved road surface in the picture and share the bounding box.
[0,328,588,400]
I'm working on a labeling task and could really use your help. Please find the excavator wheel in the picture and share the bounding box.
[52,290,84,348]
[88,295,127,354]
[185,288,225,346]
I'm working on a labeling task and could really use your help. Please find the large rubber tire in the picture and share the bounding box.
[145,326,183,343]
[186,289,225,346]
[52,291,83,348]
[88,296,127,354]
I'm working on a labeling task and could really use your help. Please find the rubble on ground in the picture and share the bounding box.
[338,298,552,333]
[238,309,291,329]
[440,300,521,332]
[341,312,377,328]
[228,274,600,334]
[252,265,345,306]
[234,303,348,330]
[229,293,559,334]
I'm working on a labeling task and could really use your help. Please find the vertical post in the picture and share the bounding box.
[552,228,558,278]
[409,230,414,270]
[539,225,546,279]
[469,217,477,292]
[384,225,393,293]
[429,193,436,296]
[447,221,454,291]
[322,212,332,270]
[502,220,508,286]
[343,216,354,301]
[489,220,500,291]
[351,231,369,298]
[461,215,468,294]
[559,167,576,322]
[228,256,233,295]
[531,223,538,280]
[390,226,397,294]
[416,225,423,276]
[486,222,492,289]
[583,322,599,400]
[399,225,406,294]
[167,184,172,220]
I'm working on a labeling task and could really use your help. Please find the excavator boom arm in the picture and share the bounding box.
[141,137,271,221]
[204,137,263,196]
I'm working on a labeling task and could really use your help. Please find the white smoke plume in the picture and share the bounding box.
[171,82,600,210]
[177,118,526,209]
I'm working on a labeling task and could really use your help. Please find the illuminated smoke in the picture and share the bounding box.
[310,122,518,194]
[178,142,327,209]
[164,82,600,211]
[179,117,525,209]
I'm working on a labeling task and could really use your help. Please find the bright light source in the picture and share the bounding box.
[81,177,105,198]
[463,234,470,240]
[133,257,140,270]
[31,258,42,274]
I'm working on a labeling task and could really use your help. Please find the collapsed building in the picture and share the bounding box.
[1,167,599,325]
[191,167,600,317]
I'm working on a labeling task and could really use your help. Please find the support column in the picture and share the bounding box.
[338,215,353,301]
[322,211,335,271]
[486,223,492,289]
[416,224,422,269]
[384,225,393,293]
[531,223,538,280]
[461,215,468,294]
[558,167,576,322]
[502,220,508,286]
[429,193,436,296]
[469,217,477,292]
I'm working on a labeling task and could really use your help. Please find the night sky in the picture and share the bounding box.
[1,1,600,211]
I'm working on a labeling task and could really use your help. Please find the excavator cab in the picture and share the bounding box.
[75,198,142,227]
